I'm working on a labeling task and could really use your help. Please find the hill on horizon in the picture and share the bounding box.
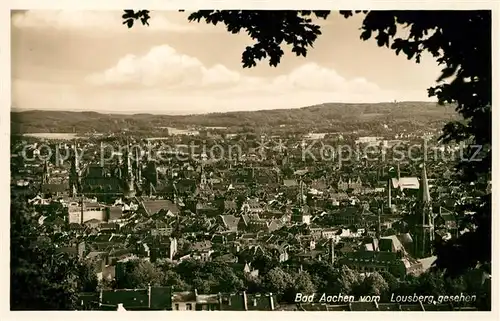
[11,101,459,134]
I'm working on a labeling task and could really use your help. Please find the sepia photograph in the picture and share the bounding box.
[9,8,493,312]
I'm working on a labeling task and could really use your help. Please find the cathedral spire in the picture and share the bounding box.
[135,147,142,183]
[69,139,80,197]
[42,160,50,184]
[413,161,434,258]
[299,178,304,206]
[419,162,431,204]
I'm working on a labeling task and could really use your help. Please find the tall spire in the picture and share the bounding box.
[123,137,135,197]
[419,162,431,203]
[299,178,304,206]
[73,139,79,170]
[135,147,142,182]
[388,178,392,209]
[69,140,80,197]
[42,160,50,184]
[126,139,132,176]
[377,206,382,239]
[413,161,434,258]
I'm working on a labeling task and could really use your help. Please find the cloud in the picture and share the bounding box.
[86,44,397,101]
[86,45,243,88]
[11,10,199,33]
[15,44,433,115]
[271,63,382,94]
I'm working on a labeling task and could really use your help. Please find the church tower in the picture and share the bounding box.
[134,147,142,193]
[413,163,435,258]
[292,179,311,225]
[123,140,136,198]
[69,140,81,197]
[200,161,207,189]
[41,160,50,185]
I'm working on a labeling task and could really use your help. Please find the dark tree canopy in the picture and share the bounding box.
[10,197,96,310]
[122,10,491,277]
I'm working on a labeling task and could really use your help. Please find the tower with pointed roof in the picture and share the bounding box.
[412,163,435,258]
[123,140,136,198]
[292,179,311,225]
[200,161,207,189]
[134,146,142,184]
[69,140,81,197]
[338,177,347,191]
[41,160,50,185]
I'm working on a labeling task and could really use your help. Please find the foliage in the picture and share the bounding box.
[262,267,293,295]
[116,259,164,289]
[356,272,389,297]
[78,259,99,293]
[10,198,87,310]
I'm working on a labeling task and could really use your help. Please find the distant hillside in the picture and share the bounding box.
[11,102,459,134]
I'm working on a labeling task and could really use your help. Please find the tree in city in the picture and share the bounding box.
[353,272,389,297]
[160,267,190,291]
[330,265,361,294]
[115,259,164,289]
[123,9,491,277]
[263,267,293,297]
[10,197,84,310]
[283,271,316,302]
[78,259,100,293]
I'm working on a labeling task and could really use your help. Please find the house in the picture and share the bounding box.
[172,291,197,311]
[434,207,458,230]
[391,177,419,191]
[283,179,298,188]
[149,237,178,262]
[241,199,264,214]
[99,286,172,310]
[40,182,69,197]
[196,294,220,311]
[338,250,422,278]
[331,207,360,226]
[140,199,179,217]
[223,200,238,212]
[219,215,240,232]
[196,202,219,216]
[84,218,101,229]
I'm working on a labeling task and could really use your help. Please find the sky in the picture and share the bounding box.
[11,10,442,115]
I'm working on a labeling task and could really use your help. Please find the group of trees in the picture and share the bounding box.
[10,197,98,310]
[109,254,489,309]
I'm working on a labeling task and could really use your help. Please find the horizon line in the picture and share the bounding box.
[11,100,443,117]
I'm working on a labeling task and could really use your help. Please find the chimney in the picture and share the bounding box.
[99,288,103,307]
[388,179,392,209]
[329,237,335,264]
[269,293,275,311]
[80,194,84,225]
[218,292,223,311]
[148,283,152,309]
[242,291,248,311]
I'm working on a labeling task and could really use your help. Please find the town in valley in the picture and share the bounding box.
[10,103,491,311]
